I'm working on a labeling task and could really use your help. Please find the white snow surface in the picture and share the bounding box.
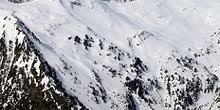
[1,0,220,109]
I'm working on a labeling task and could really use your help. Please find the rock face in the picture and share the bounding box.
[8,0,32,3]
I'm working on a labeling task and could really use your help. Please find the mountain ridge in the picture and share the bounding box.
[0,9,87,110]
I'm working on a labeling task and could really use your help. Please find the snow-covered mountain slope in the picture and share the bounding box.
[1,0,220,109]
[0,9,87,110]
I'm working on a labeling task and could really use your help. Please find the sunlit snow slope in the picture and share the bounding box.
[1,0,220,110]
